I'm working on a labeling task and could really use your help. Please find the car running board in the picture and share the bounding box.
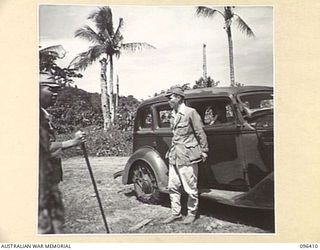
[199,173,274,210]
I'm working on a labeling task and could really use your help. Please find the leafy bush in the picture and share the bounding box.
[47,87,140,157]
[56,126,133,158]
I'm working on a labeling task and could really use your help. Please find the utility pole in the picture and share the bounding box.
[116,75,119,110]
[203,44,207,80]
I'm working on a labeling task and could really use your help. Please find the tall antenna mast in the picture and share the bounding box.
[116,75,119,109]
[203,44,207,79]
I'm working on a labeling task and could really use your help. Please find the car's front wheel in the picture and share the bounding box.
[131,162,161,204]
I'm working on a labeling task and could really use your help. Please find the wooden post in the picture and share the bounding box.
[116,75,119,110]
[203,44,207,80]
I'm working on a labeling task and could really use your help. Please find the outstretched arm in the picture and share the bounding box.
[49,131,86,157]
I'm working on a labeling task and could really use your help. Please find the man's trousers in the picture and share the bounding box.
[168,163,199,216]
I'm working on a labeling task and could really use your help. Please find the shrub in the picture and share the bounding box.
[46,87,140,157]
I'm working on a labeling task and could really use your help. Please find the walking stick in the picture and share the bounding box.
[81,143,110,233]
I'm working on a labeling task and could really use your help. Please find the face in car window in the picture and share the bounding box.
[189,99,235,126]
[140,108,152,129]
[204,105,227,125]
[157,104,172,128]
[204,107,217,125]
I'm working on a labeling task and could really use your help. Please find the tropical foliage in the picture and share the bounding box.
[39,45,82,86]
[153,75,220,97]
[232,81,245,87]
[193,76,219,89]
[70,6,155,130]
[47,86,140,157]
[196,6,254,86]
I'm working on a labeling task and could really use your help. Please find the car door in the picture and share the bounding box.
[187,97,248,191]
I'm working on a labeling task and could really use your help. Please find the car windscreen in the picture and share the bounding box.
[238,92,273,113]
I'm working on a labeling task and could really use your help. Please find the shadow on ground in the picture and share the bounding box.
[199,198,275,232]
[157,193,275,232]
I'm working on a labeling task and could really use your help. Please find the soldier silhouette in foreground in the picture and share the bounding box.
[38,73,85,233]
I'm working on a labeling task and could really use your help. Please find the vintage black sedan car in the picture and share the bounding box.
[121,86,274,209]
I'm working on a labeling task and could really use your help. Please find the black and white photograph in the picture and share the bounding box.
[38,5,274,234]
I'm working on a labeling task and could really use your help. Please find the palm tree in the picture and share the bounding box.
[70,6,155,130]
[196,6,255,86]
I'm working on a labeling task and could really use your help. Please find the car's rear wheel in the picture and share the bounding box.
[131,162,160,204]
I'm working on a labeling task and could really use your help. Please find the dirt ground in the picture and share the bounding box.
[59,156,274,234]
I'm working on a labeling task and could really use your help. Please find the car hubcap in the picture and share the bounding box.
[133,166,154,195]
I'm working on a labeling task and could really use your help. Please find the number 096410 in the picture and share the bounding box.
[300,244,318,248]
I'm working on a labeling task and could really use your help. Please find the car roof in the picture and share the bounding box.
[139,85,273,108]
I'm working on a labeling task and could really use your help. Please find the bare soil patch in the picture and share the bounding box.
[59,156,274,234]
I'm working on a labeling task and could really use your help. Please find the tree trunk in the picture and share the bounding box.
[109,56,115,125]
[226,25,235,86]
[100,58,110,130]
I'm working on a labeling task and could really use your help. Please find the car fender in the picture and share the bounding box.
[122,146,169,190]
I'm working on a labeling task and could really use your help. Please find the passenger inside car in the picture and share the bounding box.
[204,104,227,125]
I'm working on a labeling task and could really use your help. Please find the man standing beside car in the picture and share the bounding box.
[163,86,208,224]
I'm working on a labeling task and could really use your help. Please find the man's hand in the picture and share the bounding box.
[73,131,86,146]
[61,131,86,149]
[201,152,208,162]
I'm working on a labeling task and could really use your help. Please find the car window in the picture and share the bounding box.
[239,92,273,112]
[188,98,235,126]
[156,104,172,128]
[139,107,153,129]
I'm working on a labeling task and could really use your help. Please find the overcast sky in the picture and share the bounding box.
[39,5,273,100]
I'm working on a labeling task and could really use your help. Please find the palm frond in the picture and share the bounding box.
[121,42,156,52]
[68,45,106,70]
[68,53,91,71]
[89,6,114,36]
[113,33,124,48]
[233,14,255,37]
[113,18,124,45]
[195,6,224,18]
[103,29,113,43]
[75,25,105,44]
[113,50,121,59]
[39,45,66,59]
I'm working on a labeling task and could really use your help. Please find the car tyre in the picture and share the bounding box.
[131,162,161,204]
